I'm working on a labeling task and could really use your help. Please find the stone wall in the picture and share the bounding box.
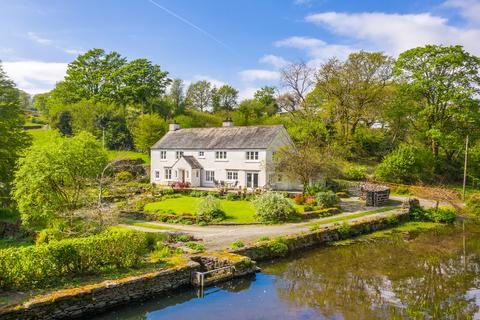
[0,261,200,320]
[233,208,409,261]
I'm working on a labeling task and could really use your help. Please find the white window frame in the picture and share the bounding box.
[176,151,183,159]
[198,151,205,158]
[154,170,160,180]
[227,171,238,180]
[205,170,215,182]
[160,150,167,160]
[215,151,227,160]
[164,168,172,180]
[246,151,259,161]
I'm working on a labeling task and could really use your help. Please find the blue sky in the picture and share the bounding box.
[1,0,479,97]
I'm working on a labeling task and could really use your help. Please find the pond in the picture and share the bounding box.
[92,222,480,319]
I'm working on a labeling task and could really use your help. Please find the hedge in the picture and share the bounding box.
[0,229,148,290]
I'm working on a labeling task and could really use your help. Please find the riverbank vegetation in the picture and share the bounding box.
[1,43,480,305]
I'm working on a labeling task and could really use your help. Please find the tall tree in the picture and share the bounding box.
[212,85,238,112]
[117,58,170,114]
[254,86,279,115]
[0,62,31,204]
[315,51,394,142]
[12,132,108,228]
[186,80,213,112]
[54,48,127,104]
[394,45,480,160]
[168,79,185,116]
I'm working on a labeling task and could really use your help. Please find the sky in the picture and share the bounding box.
[1,0,480,98]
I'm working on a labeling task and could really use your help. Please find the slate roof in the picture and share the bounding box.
[151,125,285,150]
[182,155,203,169]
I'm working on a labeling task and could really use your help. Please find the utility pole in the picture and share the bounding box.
[463,135,469,201]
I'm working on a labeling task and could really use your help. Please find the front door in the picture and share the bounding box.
[179,169,185,182]
[246,172,259,188]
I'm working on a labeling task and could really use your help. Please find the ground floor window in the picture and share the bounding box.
[206,170,215,182]
[164,168,172,180]
[155,170,160,179]
[227,171,238,180]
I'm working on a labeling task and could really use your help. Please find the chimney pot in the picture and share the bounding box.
[169,122,180,131]
[222,117,234,127]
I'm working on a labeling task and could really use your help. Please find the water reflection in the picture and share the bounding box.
[93,223,480,320]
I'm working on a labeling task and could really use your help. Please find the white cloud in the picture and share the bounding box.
[239,69,280,82]
[443,0,480,24]
[188,74,226,88]
[238,87,259,100]
[64,49,84,55]
[259,54,290,68]
[27,32,53,45]
[294,0,313,6]
[305,11,480,55]
[2,61,67,94]
[275,35,357,62]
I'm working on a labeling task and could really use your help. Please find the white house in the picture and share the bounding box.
[150,119,299,190]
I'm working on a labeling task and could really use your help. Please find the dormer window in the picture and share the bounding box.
[176,151,183,159]
[246,151,259,161]
[215,151,227,160]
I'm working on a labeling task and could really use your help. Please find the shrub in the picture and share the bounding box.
[304,182,327,196]
[226,192,237,201]
[344,165,367,181]
[316,191,340,208]
[173,181,191,189]
[115,171,134,183]
[252,192,296,223]
[258,236,270,242]
[161,188,175,196]
[190,190,207,197]
[269,237,289,256]
[424,207,456,223]
[0,208,20,223]
[176,235,191,242]
[230,240,245,249]
[385,215,399,226]
[185,242,205,252]
[410,206,456,223]
[337,223,351,237]
[196,195,226,222]
[466,194,480,216]
[375,144,434,183]
[294,194,305,205]
[304,196,317,206]
[0,229,147,290]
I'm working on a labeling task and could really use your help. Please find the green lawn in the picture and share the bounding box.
[123,220,177,230]
[308,206,399,228]
[144,196,257,223]
[106,150,150,164]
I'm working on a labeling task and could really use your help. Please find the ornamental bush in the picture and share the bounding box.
[195,195,226,222]
[375,144,434,183]
[343,164,367,181]
[316,191,340,208]
[252,191,296,223]
[0,229,148,290]
[115,170,134,182]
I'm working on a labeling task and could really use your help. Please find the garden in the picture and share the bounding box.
[132,184,345,225]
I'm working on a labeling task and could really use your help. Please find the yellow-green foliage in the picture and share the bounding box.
[0,229,147,290]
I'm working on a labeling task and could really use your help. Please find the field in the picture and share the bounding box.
[27,128,150,164]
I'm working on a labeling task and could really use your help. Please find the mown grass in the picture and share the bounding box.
[123,221,177,231]
[144,196,257,223]
[308,206,399,228]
